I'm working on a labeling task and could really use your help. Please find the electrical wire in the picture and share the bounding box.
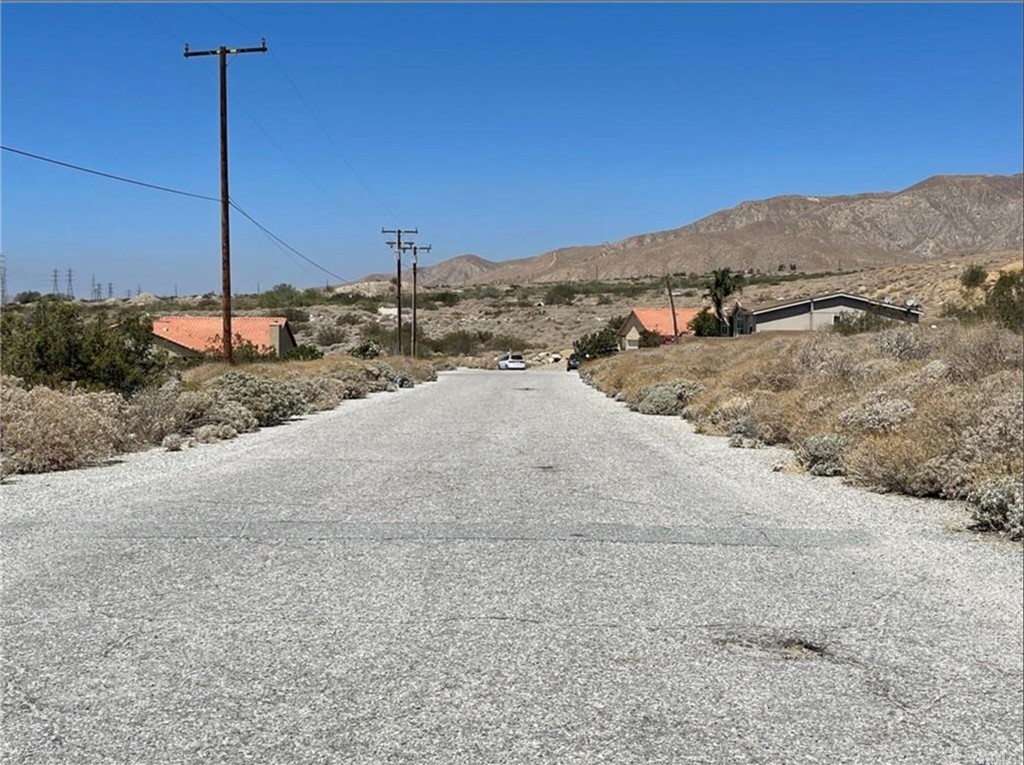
[1,146,220,202]
[229,199,352,284]
[199,1,397,220]
[4,144,353,286]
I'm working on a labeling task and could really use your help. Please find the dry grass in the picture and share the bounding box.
[583,323,1024,522]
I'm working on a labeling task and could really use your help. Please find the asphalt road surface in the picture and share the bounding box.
[2,369,1022,764]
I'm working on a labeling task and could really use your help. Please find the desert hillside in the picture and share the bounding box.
[383,173,1022,286]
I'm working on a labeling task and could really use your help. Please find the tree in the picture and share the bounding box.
[13,291,42,304]
[960,264,988,292]
[702,268,745,332]
[687,308,720,337]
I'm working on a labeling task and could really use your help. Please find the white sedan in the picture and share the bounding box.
[497,353,527,370]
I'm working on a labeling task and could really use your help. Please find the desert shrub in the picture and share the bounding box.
[839,391,915,432]
[315,326,347,346]
[637,327,664,348]
[796,337,858,382]
[351,340,382,359]
[960,264,988,291]
[282,344,324,361]
[634,380,704,416]
[708,395,754,433]
[543,284,576,305]
[209,372,307,427]
[290,377,350,411]
[943,324,1023,382]
[845,435,932,494]
[194,423,238,443]
[832,309,895,336]
[687,308,720,337]
[798,434,850,477]
[596,294,613,306]
[967,476,1023,540]
[985,270,1024,334]
[956,388,1024,476]
[0,379,126,474]
[746,359,799,392]
[875,329,932,361]
[162,433,183,451]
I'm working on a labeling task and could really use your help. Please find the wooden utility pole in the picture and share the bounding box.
[410,244,431,357]
[666,275,679,341]
[184,38,267,362]
[382,228,417,355]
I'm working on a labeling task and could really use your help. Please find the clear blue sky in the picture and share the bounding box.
[2,2,1022,297]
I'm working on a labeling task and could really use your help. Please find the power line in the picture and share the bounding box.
[204,3,397,220]
[1,146,219,202]
[229,200,351,284]
[230,97,375,229]
[270,49,397,220]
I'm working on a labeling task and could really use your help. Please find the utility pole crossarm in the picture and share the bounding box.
[184,39,268,57]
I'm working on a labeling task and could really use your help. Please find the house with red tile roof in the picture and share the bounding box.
[617,308,705,350]
[151,316,297,358]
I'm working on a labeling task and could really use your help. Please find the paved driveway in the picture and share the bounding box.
[2,369,1021,764]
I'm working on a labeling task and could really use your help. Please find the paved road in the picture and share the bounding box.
[2,370,1021,764]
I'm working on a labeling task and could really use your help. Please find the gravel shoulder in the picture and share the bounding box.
[2,369,1021,764]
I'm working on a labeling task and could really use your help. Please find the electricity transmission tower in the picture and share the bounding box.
[66,269,75,300]
[107,282,114,300]
[382,227,417,355]
[410,244,431,358]
[0,254,7,306]
[184,38,267,362]
[51,269,60,296]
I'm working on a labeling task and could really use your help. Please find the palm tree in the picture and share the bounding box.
[703,268,745,334]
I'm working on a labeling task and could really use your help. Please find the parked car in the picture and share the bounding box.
[497,352,527,370]
[566,353,581,371]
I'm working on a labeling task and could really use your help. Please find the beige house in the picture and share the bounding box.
[730,293,922,334]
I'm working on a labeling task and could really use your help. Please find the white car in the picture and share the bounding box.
[497,353,527,370]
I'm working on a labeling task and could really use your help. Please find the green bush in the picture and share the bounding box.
[543,284,576,305]
[209,372,307,426]
[688,308,720,337]
[282,344,324,361]
[833,309,896,336]
[351,340,382,359]
[0,297,165,394]
[960,264,987,291]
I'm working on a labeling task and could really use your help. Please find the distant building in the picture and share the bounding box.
[618,308,706,350]
[728,293,922,335]
[152,316,297,358]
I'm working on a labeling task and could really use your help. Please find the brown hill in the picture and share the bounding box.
[409,173,1023,286]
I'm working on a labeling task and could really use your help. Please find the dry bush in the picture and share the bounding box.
[0,377,127,474]
[582,321,1023,519]
[967,476,1023,540]
[633,380,705,416]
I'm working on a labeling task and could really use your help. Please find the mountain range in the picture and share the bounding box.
[363,173,1023,287]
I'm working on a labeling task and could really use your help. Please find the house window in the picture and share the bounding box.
[627,339,639,349]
